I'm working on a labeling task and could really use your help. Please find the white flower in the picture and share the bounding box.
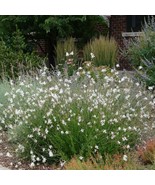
[79,156,83,160]
[122,137,127,141]
[80,129,84,133]
[19,82,24,86]
[70,51,74,55]
[49,145,52,149]
[118,127,121,130]
[123,155,128,161]
[42,148,45,152]
[6,152,12,158]
[60,160,66,167]
[95,145,99,149]
[116,64,120,68]
[4,92,9,96]
[45,128,49,134]
[62,120,66,125]
[86,63,91,67]
[46,110,52,117]
[28,134,33,138]
[42,157,46,163]
[135,82,140,86]
[138,66,143,70]
[47,76,52,82]
[59,89,63,94]
[47,119,52,124]
[101,68,107,73]
[66,52,69,57]
[36,157,40,161]
[148,86,154,90]
[76,71,80,76]
[78,67,83,70]
[90,52,95,59]
[30,162,35,168]
[49,150,54,157]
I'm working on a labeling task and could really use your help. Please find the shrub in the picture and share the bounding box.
[123,17,155,86]
[1,67,155,166]
[83,36,118,67]
[0,29,44,79]
[124,17,155,68]
[72,15,109,48]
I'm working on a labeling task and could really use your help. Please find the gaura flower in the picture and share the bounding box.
[123,155,128,161]
[79,156,83,160]
[90,52,95,59]
[66,52,69,57]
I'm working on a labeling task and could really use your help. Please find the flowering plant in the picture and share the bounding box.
[0,67,155,166]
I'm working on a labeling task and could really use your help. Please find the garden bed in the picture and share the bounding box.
[0,131,59,170]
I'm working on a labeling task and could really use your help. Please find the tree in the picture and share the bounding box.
[0,15,108,68]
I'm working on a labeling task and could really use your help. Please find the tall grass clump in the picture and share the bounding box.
[83,36,118,67]
[1,67,155,166]
[55,37,78,75]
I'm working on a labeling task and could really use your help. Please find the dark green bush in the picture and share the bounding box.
[72,15,109,48]
[0,29,44,79]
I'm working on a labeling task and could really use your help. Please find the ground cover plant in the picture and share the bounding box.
[0,66,155,168]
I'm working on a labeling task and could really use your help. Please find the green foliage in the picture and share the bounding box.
[1,67,154,165]
[124,16,155,66]
[83,36,118,67]
[124,17,155,86]
[72,15,109,48]
[42,16,86,37]
[0,15,108,67]
[0,29,44,79]
[135,59,155,87]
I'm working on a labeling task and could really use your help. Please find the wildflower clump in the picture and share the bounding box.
[1,67,155,166]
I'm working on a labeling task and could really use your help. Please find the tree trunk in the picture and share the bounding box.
[46,37,56,69]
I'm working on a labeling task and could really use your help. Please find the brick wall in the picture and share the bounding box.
[110,15,133,70]
[110,15,127,48]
